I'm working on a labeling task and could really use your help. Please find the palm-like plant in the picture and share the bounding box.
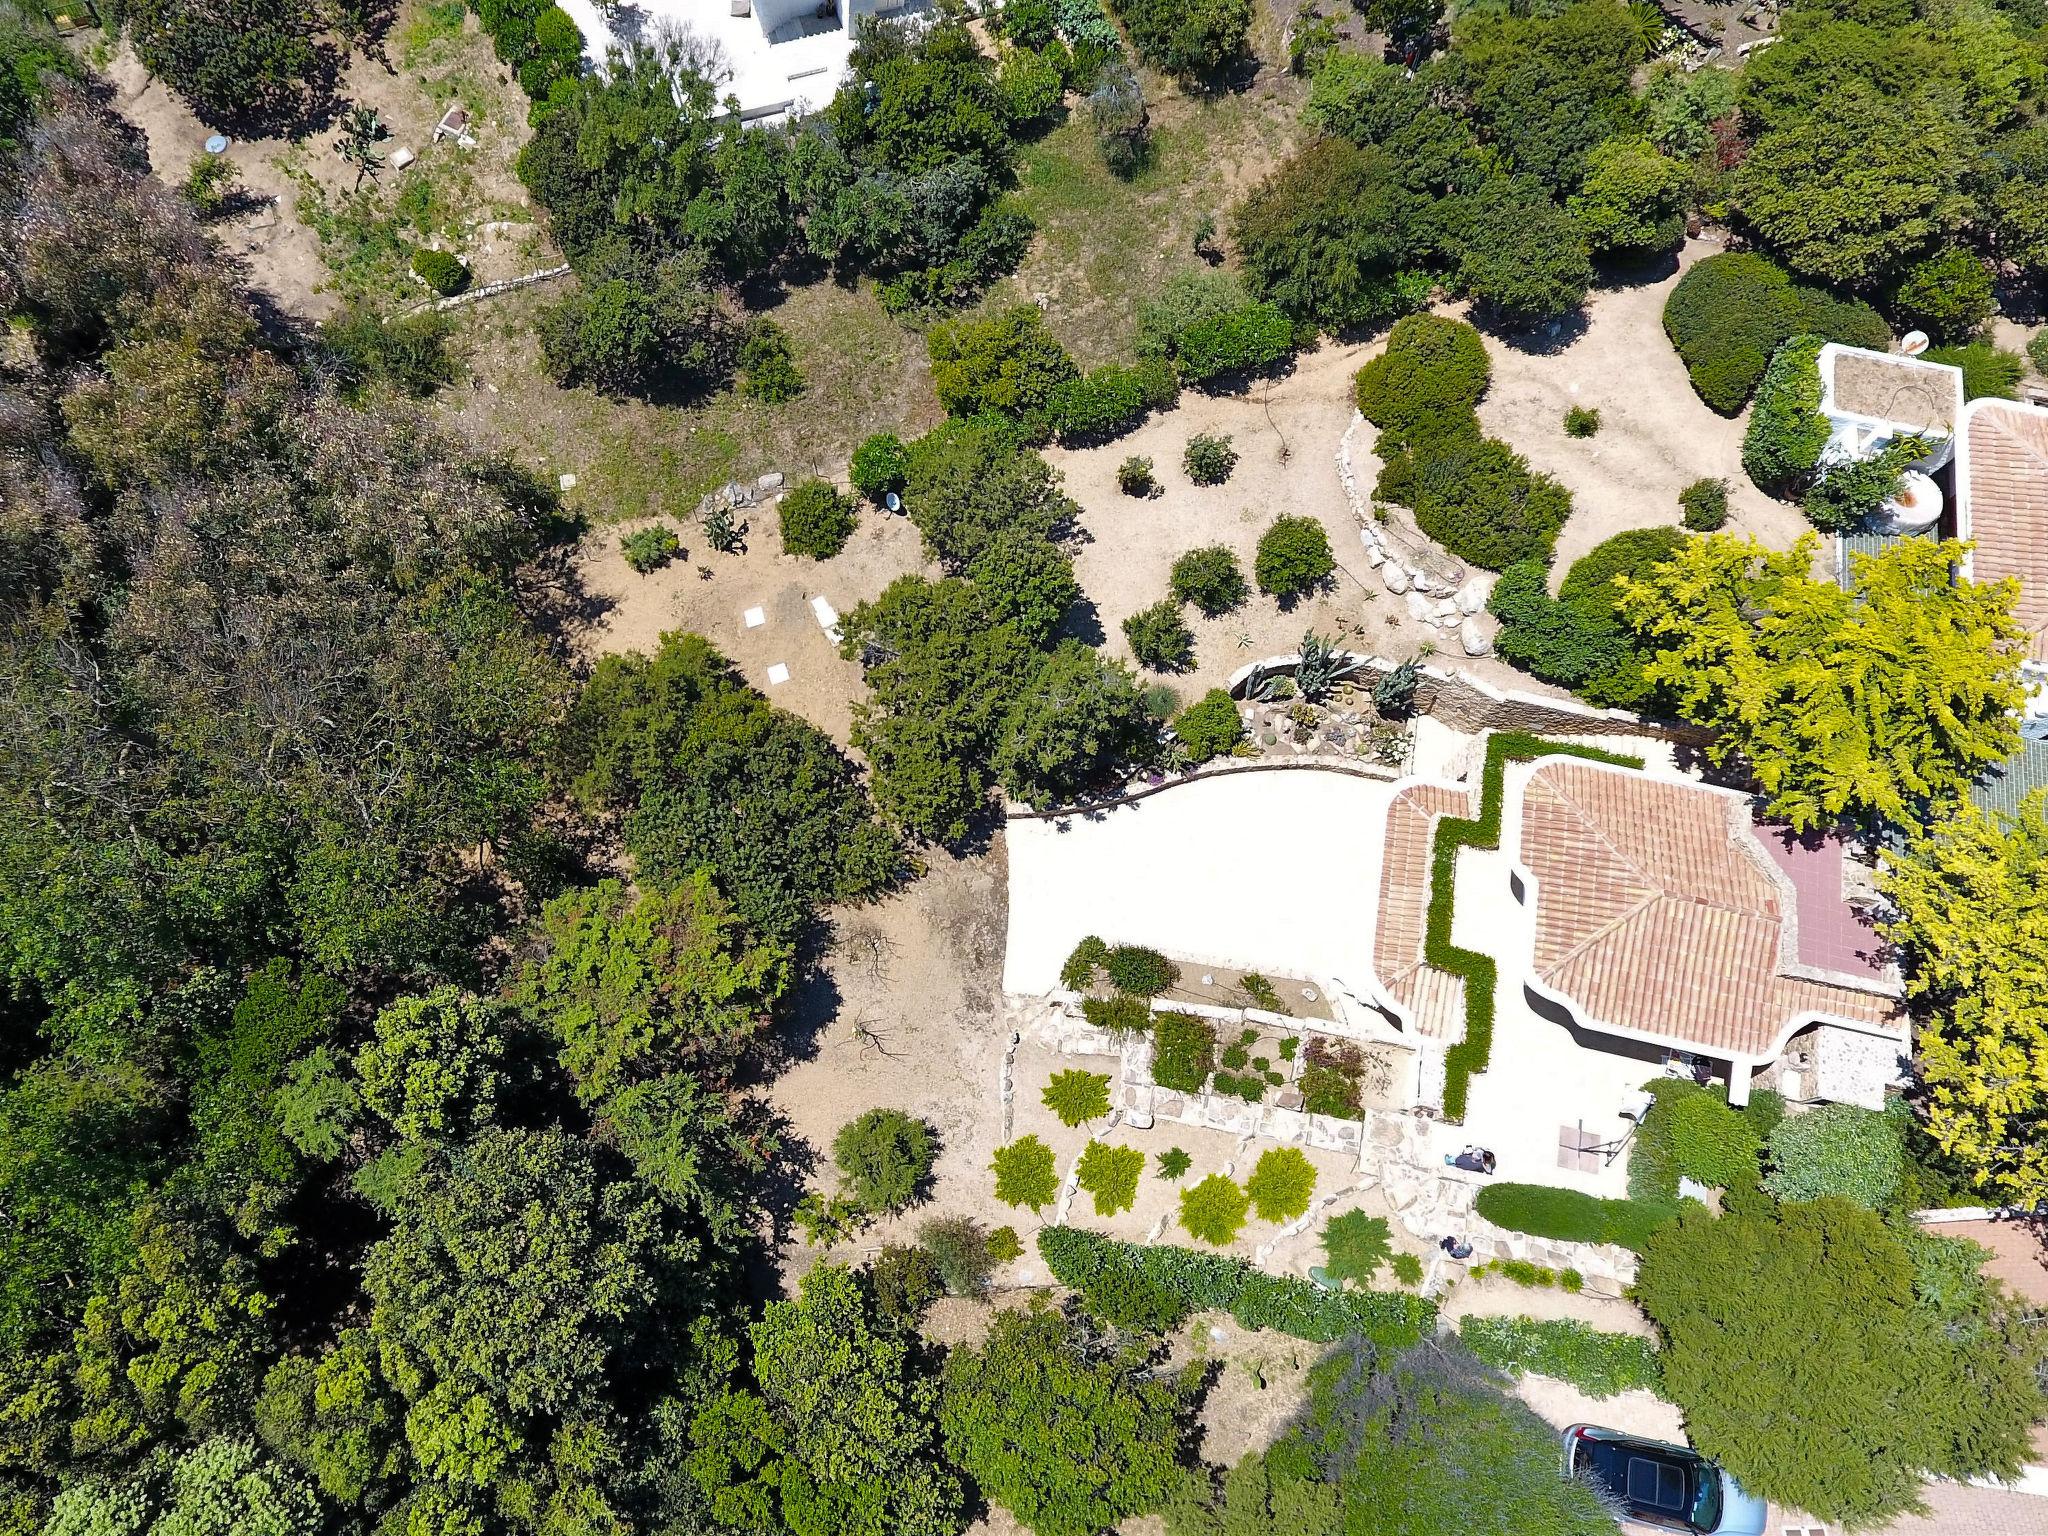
[1294,630,1363,703]
[335,106,385,186]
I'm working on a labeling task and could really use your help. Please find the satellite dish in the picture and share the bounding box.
[1900,330,1931,356]
[883,491,902,514]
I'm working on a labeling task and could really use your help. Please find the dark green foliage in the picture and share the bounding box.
[621,523,681,572]
[1353,314,1492,438]
[1037,1228,1437,1343]
[1136,269,1295,387]
[1627,1079,1780,1202]
[919,1214,999,1295]
[1441,176,1593,322]
[1491,527,1684,708]
[738,319,805,403]
[1076,1140,1147,1215]
[778,478,858,558]
[1679,476,1728,531]
[535,251,730,399]
[1172,688,1244,764]
[1150,1011,1218,1092]
[1117,455,1156,495]
[928,304,1079,439]
[1742,334,1830,496]
[869,1242,946,1324]
[941,1307,1195,1536]
[1170,545,1247,616]
[1232,137,1429,331]
[1473,1182,1678,1254]
[1254,516,1334,600]
[410,247,470,296]
[1924,340,2025,401]
[1457,1316,1665,1399]
[1888,247,1995,342]
[1763,1102,1905,1208]
[1105,0,1250,78]
[1081,992,1151,1034]
[1802,437,1927,533]
[319,304,458,398]
[1061,934,1109,990]
[1567,135,1686,256]
[993,1134,1061,1210]
[1157,1147,1193,1180]
[1089,60,1152,178]
[1390,1251,1424,1286]
[1561,405,1600,438]
[478,0,583,98]
[1453,0,1647,194]
[128,0,324,126]
[1415,438,1573,571]
[1663,252,1889,414]
[1123,600,1195,672]
[1320,1210,1392,1285]
[2030,330,2048,376]
[901,415,1077,567]
[967,534,1081,644]
[1637,1191,2043,1525]
[991,641,1156,811]
[834,1108,938,1212]
[563,633,901,939]
[1050,360,1176,444]
[1105,945,1178,996]
[850,432,909,501]
[1183,433,1237,484]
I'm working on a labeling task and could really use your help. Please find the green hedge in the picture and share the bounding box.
[1430,734,1642,1121]
[474,0,583,98]
[1037,1227,1435,1344]
[1459,1316,1666,1399]
[1663,252,1888,414]
[1741,334,1830,496]
[1473,1181,1678,1254]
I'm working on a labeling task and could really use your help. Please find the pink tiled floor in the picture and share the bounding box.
[1753,825,1888,980]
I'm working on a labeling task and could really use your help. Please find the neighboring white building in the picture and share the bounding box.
[555,0,926,122]
[1816,341,1963,533]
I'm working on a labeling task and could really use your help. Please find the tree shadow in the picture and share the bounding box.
[1059,594,1109,647]
[1592,246,1682,292]
[1474,305,1591,356]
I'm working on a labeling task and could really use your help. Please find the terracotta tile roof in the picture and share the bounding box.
[1519,762,1899,1061]
[1373,782,1475,1039]
[1828,349,1958,432]
[1961,399,2048,665]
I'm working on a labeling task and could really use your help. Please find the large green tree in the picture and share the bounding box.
[1616,534,2025,830]
[1881,793,2048,1207]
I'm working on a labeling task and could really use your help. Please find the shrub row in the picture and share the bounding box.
[1037,1227,1436,1344]
[475,0,583,98]
[1472,1181,1678,1255]
[1487,527,1685,711]
[1050,358,1177,445]
[1136,269,1294,389]
[1431,733,1644,1121]
[1663,251,1889,415]
[1458,1316,1666,1400]
[1742,333,1831,496]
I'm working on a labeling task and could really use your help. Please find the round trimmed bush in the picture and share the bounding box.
[1105,945,1178,996]
[778,479,857,559]
[1664,251,1888,415]
[1183,432,1238,484]
[1117,455,1156,496]
[411,248,471,296]
[849,432,908,501]
[1169,545,1248,615]
[620,523,680,573]
[1172,688,1243,763]
[1887,247,1995,343]
[1255,515,1334,599]
[833,1108,936,1212]
[1122,599,1195,672]
[1679,476,1728,531]
[1353,314,1490,443]
[1414,438,1572,570]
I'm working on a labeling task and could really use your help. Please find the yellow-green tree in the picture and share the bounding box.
[1881,792,2048,1205]
[1616,534,2025,830]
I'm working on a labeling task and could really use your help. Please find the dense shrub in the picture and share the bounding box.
[1245,1147,1317,1223]
[849,432,909,501]
[1742,334,1830,496]
[992,1135,1060,1210]
[1062,935,1108,990]
[1414,438,1573,570]
[738,320,805,403]
[1888,247,1995,342]
[1105,944,1178,995]
[1117,455,1155,495]
[1923,340,2025,402]
[1474,1182,1677,1254]
[1180,1173,1250,1245]
[1627,1080,1779,1200]
[1183,433,1237,484]
[1150,1010,1217,1092]
[1081,992,1150,1034]
[1088,60,1151,178]
[1172,688,1244,763]
[1562,405,1601,438]
[1802,438,1926,533]
[1038,1227,1437,1343]
[1567,135,1686,256]
[1136,269,1294,387]
[901,415,1077,566]
[1663,252,1889,414]
[1106,0,1250,78]
[411,247,471,296]
[1170,545,1248,615]
[620,523,680,573]
[1320,1210,1392,1285]
[1442,176,1594,322]
[778,479,857,558]
[833,1108,937,1212]
[1458,1317,1666,1399]
[1353,314,1491,442]
[921,1214,999,1296]
[128,0,324,126]
[1075,1140,1146,1215]
[1255,516,1334,599]
[1049,359,1175,444]
[968,533,1081,643]
[1044,1068,1113,1126]
[928,305,1079,439]
[1763,1102,1905,1209]
[1679,476,1728,531]
[998,43,1066,126]
[1122,599,1195,672]
[1156,1147,1193,1180]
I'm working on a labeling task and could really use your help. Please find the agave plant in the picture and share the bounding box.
[1294,630,1364,704]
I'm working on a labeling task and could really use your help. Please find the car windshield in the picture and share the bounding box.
[1690,1471,1723,1531]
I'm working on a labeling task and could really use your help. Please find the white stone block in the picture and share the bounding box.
[743,606,767,628]
[1406,590,1435,624]
[765,662,791,685]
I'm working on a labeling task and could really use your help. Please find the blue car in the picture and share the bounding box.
[1562,1424,1769,1535]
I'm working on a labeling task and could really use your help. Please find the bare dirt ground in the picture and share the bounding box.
[101,5,541,319]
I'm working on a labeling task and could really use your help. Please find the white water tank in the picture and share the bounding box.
[1879,469,1943,533]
